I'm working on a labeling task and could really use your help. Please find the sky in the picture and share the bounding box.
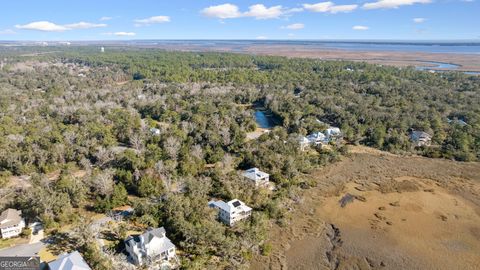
[0,0,479,41]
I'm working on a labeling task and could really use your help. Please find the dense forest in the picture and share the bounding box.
[0,46,479,269]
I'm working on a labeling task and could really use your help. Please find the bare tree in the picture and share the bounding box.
[90,169,114,196]
[94,146,114,167]
[129,133,144,152]
[155,161,172,193]
[219,126,231,146]
[190,144,204,161]
[164,136,180,160]
[222,153,235,172]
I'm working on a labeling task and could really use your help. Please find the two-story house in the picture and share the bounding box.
[0,208,26,239]
[125,227,176,266]
[243,168,270,187]
[410,130,432,147]
[208,199,252,226]
[306,132,327,145]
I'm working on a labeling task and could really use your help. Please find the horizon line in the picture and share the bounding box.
[1,38,480,43]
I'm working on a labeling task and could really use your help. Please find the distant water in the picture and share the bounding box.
[128,40,480,54]
[316,41,480,54]
[415,61,460,71]
[414,61,480,74]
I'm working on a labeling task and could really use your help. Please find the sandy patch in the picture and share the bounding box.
[250,145,480,270]
[314,181,480,270]
[246,128,271,141]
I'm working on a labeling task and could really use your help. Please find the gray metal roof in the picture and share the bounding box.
[48,251,91,270]
[125,227,175,254]
[0,208,23,229]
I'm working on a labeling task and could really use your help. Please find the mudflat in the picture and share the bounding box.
[250,146,480,270]
[146,43,480,73]
[242,45,480,72]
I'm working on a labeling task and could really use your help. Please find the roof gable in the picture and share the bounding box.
[48,251,91,270]
[0,209,22,229]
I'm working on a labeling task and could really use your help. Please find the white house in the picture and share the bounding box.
[306,132,327,145]
[125,227,176,266]
[410,130,432,147]
[243,168,270,187]
[0,208,26,239]
[208,199,252,226]
[149,127,161,136]
[325,127,341,138]
[48,251,91,270]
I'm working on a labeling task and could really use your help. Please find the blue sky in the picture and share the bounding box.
[0,0,479,40]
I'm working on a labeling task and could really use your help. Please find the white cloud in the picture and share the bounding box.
[244,4,284,19]
[113,32,136,36]
[134,16,171,26]
[282,23,305,30]
[304,2,332,12]
[303,2,358,13]
[353,25,369,30]
[0,29,16,35]
[256,36,268,40]
[201,3,242,19]
[329,4,358,13]
[15,21,107,32]
[201,3,300,20]
[287,7,305,13]
[413,17,426,23]
[64,22,107,29]
[15,21,69,32]
[100,16,113,21]
[363,0,431,10]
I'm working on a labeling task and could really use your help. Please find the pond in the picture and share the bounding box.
[254,110,278,129]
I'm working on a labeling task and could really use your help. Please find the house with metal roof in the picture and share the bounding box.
[325,127,341,138]
[410,130,432,147]
[125,227,176,266]
[243,168,270,187]
[306,131,327,145]
[208,199,252,226]
[0,208,26,239]
[48,251,91,270]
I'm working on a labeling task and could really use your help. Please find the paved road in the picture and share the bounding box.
[0,242,45,256]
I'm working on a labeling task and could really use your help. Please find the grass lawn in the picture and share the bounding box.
[39,247,57,262]
[0,237,28,249]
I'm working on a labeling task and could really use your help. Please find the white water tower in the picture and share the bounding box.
[101,47,105,53]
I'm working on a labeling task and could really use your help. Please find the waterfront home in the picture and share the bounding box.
[307,132,327,145]
[0,208,26,239]
[243,168,270,187]
[410,130,432,147]
[208,199,252,226]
